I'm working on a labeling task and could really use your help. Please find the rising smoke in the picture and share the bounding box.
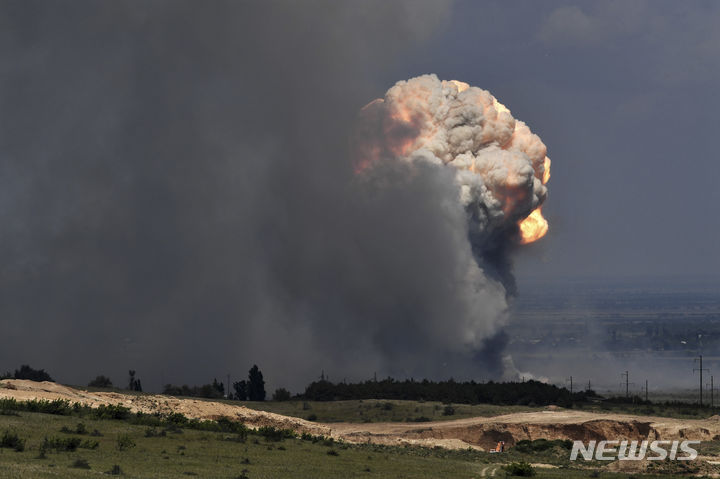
[352,74,551,378]
[0,2,550,391]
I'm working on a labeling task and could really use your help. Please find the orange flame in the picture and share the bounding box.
[518,157,551,244]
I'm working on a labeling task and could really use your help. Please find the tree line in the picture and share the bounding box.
[4,364,595,406]
[163,365,268,401]
[302,377,594,406]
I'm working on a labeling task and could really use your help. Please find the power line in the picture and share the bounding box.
[694,355,709,407]
[620,371,634,398]
[707,375,716,410]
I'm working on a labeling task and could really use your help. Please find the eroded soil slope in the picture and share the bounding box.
[3,379,720,451]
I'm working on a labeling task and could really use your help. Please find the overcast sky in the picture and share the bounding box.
[1,1,718,390]
[393,0,720,281]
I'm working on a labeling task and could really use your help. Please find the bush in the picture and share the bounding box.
[107,465,123,475]
[216,417,248,435]
[273,388,291,401]
[80,439,99,449]
[88,375,113,388]
[94,404,131,420]
[117,434,135,451]
[504,462,536,477]
[258,426,295,442]
[442,405,455,416]
[0,430,25,451]
[71,458,91,469]
[61,423,87,435]
[307,413,318,421]
[43,436,82,451]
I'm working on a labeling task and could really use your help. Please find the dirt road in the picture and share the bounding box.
[3,379,719,451]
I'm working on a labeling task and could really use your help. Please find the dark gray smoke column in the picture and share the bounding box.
[353,75,552,378]
[0,1,549,390]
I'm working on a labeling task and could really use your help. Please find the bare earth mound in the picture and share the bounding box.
[3,379,719,451]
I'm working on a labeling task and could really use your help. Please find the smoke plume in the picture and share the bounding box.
[0,2,550,391]
[350,74,551,377]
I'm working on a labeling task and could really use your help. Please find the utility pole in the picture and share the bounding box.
[587,380,592,391]
[694,355,709,407]
[621,371,630,398]
[227,373,230,399]
[566,376,573,394]
[707,376,715,409]
[644,379,648,402]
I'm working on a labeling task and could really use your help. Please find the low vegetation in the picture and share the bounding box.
[1,396,717,478]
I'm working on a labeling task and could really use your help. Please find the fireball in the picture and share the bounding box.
[355,74,551,246]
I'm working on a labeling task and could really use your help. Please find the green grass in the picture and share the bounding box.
[0,410,502,478]
[241,399,541,423]
[1,410,711,478]
[568,400,720,420]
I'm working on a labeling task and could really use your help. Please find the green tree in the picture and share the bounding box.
[14,365,53,382]
[248,365,265,401]
[127,370,142,392]
[212,378,224,396]
[233,380,248,401]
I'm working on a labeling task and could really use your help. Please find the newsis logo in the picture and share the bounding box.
[570,440,700,461]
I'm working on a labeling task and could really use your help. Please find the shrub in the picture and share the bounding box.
[327,449,339,456]
[88,375,113,388]
[258,426,295,442]
[94,404,131,420]
[61,423,87,435]
[43,436,82,451]
[504,462,536,477]
[0,430,25,451]
[71,458,91,469]
[80,439,99,449]
[442,405,455,416]
[307,413,318,421]
[216,417,248,436]
[273,388,291,401]
[107,465,123,475]
[117,434,136,451]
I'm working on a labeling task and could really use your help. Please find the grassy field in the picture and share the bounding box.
[0,408,713,478]
[238,397,720,422]
[241,399,541,423]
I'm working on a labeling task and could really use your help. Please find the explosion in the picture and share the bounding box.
[355,75,551,246]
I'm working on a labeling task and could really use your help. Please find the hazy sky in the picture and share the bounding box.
[391,0,720,280]
[1,1,718,390]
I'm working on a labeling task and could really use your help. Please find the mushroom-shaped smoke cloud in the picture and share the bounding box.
[352,75,552,377]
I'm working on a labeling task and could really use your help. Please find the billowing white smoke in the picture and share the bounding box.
[356,74,550,245]
[354,74,551,362]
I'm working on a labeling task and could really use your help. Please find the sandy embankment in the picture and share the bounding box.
[3,379,720,451]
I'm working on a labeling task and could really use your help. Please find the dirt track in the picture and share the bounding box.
[3,379,720,451]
